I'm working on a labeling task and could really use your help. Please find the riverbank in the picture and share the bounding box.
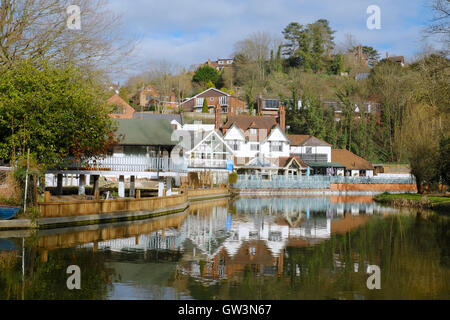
[0,187,230,230]
[374,193,450,214]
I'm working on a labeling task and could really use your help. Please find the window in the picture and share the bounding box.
[229,140,240,151]
[306,147,312,154]
[264,100,280,109]
[210,97,214,101]
[270,142,282,152]
[250,129,257,135]
[196,98,204,106]
[250,144,259,151]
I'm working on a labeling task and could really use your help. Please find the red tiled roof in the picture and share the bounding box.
[223,115,277,131]
[331,149,374,170]
[288,134,310,146]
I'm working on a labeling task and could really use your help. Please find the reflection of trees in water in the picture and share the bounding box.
[178,213,450,300]
[0,248,113,300]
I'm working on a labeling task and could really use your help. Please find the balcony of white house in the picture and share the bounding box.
[51,156,187,175]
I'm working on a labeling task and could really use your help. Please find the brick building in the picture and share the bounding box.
[179,88,246,115]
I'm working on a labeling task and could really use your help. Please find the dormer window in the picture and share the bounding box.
[250,129,257,135]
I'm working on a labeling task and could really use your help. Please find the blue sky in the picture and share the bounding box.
[106,0,438,81]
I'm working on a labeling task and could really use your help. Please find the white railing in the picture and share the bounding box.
[188,158,228,169]
[57,156,187,172]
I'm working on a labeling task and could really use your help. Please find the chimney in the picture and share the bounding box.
[386,52,389,59]
[215,104,222,131]
[279,105,286,132]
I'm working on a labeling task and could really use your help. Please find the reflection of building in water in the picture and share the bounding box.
[95,228,186,253]
[177,198,390,283]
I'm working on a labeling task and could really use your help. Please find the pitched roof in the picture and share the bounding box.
[114,119,176,146]
[180,88,244,107]
[288,134,310,146]
[133,112,183,125]
[223,115,277,131]
[107,94,136,118]
[288,134,331,147]
[331,149,374,170]
[278,156,309,168]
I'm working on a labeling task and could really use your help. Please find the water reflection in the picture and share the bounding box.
[0,196,448,300]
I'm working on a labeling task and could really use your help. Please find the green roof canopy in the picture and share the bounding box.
[306,161,345,168]
[115,119,177,146]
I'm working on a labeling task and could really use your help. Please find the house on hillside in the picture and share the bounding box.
[132,85,178,110]
[203,58,234,71]
[108,94,136,119]
[331,149,374,177]
[179,88,246,115]
[386,53,406,67]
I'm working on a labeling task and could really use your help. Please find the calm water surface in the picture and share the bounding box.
[0,196,449,300]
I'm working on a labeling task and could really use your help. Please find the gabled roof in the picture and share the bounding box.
[331,149,374,170]
[114,119,176,146]
[265,124,290,143]
[223,123,247,141]
[244,157,278,169]
[223,115,277,131]
[179,88,230,106]
[188,130,235,155]
[288,134,331,147]
[107,94,136,117]
[278,156,309,168]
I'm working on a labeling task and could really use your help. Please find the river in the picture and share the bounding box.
[0,196,448,300]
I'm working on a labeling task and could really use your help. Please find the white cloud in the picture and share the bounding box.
[106,0,437,81]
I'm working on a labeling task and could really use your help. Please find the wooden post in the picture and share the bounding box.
[93,175,100,195]
[130,175,136,198]
[136,189,141,199]
[56,174,63,195]
[44,191,51,202]
[33,175,38,207]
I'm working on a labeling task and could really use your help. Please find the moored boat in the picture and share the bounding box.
[0,205,21,220]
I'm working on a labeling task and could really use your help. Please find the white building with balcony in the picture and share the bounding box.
[222,115,290,168]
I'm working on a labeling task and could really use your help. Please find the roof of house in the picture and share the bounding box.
[114,119,177,146]
[107,94,136,119]
[278,156,309,168]
[223,115,277,131]
[180,88,244,107]
[133,112,183,125]
[288,134,310,146]
[331,149,374,170]
[288,134,331,147]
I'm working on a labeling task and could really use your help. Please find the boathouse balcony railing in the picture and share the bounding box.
[188,158,228,169]
[233,175,416,189]
[53,156,188,173]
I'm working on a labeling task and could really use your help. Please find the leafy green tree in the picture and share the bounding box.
[206,80,215,89]
[119,87,128,101]
[202,98,209,113]
[329,54,344,75]
[0,60,117,167]
[193,65,220,86]
[439,136,450,187]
